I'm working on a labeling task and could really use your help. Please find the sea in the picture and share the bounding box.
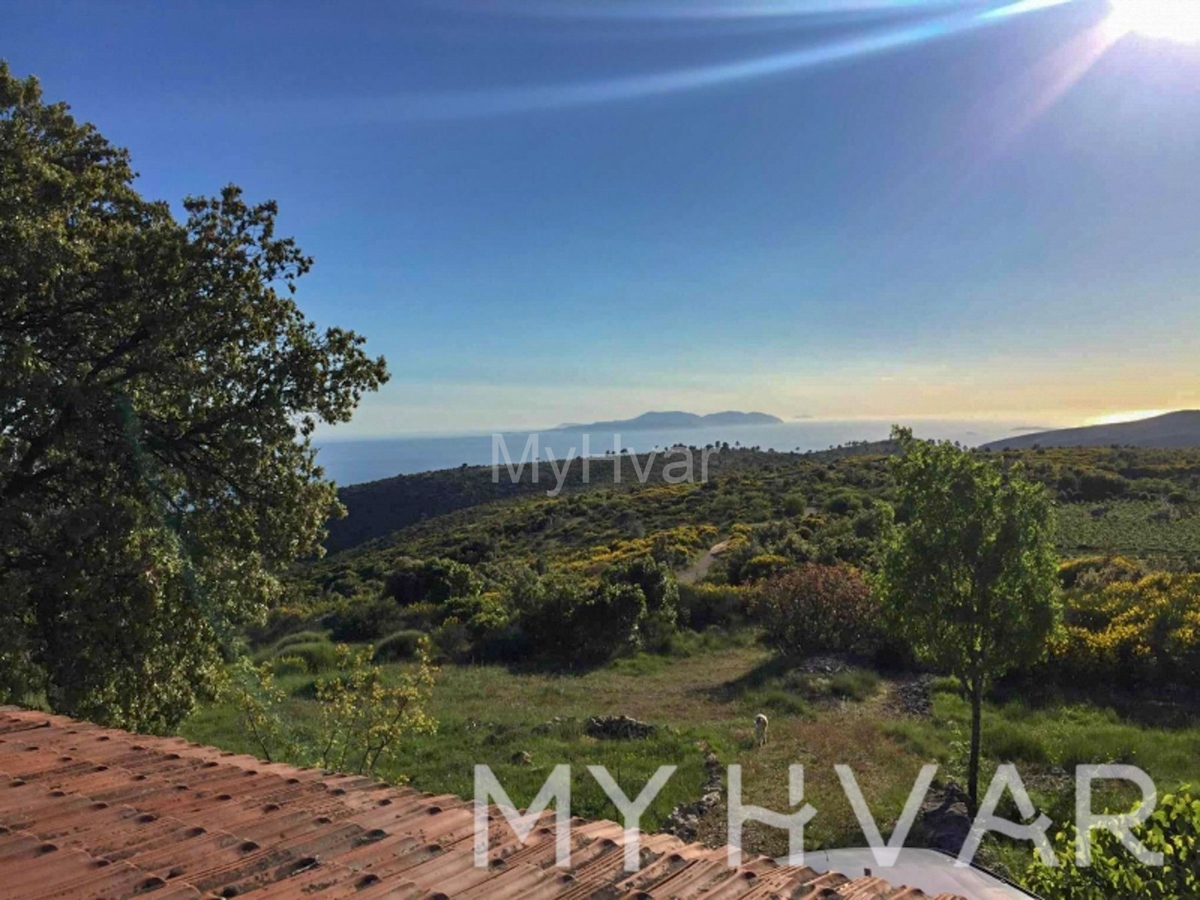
[314,418,1051,486]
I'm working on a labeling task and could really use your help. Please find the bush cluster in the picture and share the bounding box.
[752,563,881,660]
[1051,573,1200,687]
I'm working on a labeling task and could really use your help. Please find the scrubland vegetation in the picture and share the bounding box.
[178,437,1200,894]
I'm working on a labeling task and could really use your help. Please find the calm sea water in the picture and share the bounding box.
[315,418,1046,486]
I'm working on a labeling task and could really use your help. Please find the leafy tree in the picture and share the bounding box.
[880,427,1060,811]
[0,63,387,730]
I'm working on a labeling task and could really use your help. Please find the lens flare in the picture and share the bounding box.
[379,0,1086,122]
[1109,0,1200,43]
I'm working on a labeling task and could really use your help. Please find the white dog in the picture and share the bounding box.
[754,713,769,747]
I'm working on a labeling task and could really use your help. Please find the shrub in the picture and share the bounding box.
[824,489,864,515]
[1059,556,1144,590]
[677,583,747,631]
[246,607,313,647]
[373,630,427,663]
[315,642,439,776]
[278,641,339,674]
[754,564,881,660]
[1051,573,1200,687]
[515,574,647,665]
[274,630,329,652]
[383,557,479,606]
[1076,469,1130,502]
[269,655,310,677]
[431,616,473,663]
[324,597,406,642]
[1026,786,1200,898]
[782,492,807,517]
[740,553,792,583]
[602,556,679,651]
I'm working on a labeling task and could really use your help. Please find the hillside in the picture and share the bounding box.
[313,444,1200,599]
[981,410,1200,450]
[325,440,893,552]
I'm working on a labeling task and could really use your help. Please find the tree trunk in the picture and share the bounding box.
[968,678,982,815]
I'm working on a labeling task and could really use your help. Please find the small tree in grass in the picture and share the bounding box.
[880,427,1060,812]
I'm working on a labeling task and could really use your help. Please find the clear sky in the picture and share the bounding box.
[6,0,1199,436]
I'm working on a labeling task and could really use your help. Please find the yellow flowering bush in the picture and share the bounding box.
[1053,574,1200,686]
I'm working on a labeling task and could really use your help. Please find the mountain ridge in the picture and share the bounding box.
[980,410,1200,450]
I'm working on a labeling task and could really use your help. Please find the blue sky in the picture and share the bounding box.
[7,0,1199,435]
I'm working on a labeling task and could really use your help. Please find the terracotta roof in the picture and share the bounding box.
[0,706,965,900]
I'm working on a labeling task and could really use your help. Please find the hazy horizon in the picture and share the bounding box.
[314,405,1183,442]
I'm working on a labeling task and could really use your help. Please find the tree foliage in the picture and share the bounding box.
[880,428,1060,810]
[0,63,387,730]
[1026,787,1200,899]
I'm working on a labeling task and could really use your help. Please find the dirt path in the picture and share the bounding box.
[678,540,729,585]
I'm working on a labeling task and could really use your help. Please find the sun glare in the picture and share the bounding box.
[1087,408,1173,426]
[1109,0,1200,43]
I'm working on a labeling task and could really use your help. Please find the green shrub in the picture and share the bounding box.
[824,489,864,515]
[514,574,647,665]
[373,630,427,663]
[1026,786,1200,898]
[782,492,808,517]
[601,556,679,652]
[274,630,328,651]
[279,641,339,674]
[324,597,406,642]
[431,616,473,663]
[269,655,309,677]
[246,607,313,647]
[677,583,746,631]
[383,556,479,606]
[750,688,810,717]
[829,669,881,701]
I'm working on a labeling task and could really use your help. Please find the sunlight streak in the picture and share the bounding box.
[996,19,1122,145]
[450,0,967,22]
[378,0,1088,122]
[1087,408,1173,426]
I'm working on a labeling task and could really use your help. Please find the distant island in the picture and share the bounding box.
[981,410,1200,450]
[552,410,783,432]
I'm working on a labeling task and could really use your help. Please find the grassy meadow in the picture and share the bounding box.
[180,443,1200,889]
[183,628,1200,882]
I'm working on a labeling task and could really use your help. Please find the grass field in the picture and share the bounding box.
[181,631,1200,884]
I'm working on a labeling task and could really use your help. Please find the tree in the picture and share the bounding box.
[0,63,388,731]
[879,427,1060,811]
